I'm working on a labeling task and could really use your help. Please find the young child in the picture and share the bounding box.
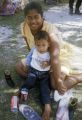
[19,30,51,119]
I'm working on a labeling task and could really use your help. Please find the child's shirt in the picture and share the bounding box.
[26,48,50,71]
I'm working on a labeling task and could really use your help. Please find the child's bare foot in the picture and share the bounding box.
[42,104,51,120]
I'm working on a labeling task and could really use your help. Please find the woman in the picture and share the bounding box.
[0,0,21,15]
[16,1,82,120]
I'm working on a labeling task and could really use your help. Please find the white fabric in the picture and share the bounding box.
[55,90,73,120]
[61,66,70,75]
[31,48,50,71]
[56,97,70,120]
[54,90,73,102]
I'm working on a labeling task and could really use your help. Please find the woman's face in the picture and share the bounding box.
[26,9,43,32]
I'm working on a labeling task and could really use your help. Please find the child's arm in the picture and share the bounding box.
[26,48,34,66]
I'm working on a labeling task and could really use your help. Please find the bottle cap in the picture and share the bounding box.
[21,88,28,95]
[4,70,10,75]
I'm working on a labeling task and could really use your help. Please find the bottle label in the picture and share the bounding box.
[11,96,18,112]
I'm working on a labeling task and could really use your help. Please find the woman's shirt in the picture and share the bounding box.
[21,20,63,49]
[21,20,73,68]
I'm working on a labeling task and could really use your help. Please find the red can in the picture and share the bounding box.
[11,96,19,113]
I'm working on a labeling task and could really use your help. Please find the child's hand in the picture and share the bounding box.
[41,61,50,68]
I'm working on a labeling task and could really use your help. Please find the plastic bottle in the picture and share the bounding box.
[4,70,15,88]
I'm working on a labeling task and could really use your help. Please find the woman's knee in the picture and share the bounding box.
[16,61,23,72]
[15,60,27,77]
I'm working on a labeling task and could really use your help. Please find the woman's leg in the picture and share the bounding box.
[75,0,82,14]
[69,0,75,14]
[51,71,82,92]
[16,59,28,78]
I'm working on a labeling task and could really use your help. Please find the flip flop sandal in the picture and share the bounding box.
[19,104,42,120]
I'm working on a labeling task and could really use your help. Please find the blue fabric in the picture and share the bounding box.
[26,48,35,66]
[23,105,42,120]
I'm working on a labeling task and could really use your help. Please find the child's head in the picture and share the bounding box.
[34,30,49,53]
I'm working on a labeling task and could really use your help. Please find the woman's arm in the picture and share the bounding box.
[49,34,67,94]
[23,36,31,50]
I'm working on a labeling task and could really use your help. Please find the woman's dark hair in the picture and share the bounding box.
[24,1,43,17]
[34,30,49,41]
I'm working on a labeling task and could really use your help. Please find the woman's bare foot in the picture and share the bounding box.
[64,73,82,90]
[70,73,82,83]
[42,104,51,120]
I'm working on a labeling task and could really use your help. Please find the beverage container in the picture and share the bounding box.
[69,98,78,120]
[69,98,78,109]
[4,70,15,88]
[20,88,28,101]
[11,96,19,113]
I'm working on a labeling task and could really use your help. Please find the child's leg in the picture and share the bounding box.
[19,67,37,101]
[39,72,51,120]
[42,104,51,120]
[40,78,50,104]
[21,72,37,90]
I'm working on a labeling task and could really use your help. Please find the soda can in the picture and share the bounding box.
[11,96,19,113]
[21,88,28,101]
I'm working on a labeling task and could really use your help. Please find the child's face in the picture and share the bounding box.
[35,39,49,53]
